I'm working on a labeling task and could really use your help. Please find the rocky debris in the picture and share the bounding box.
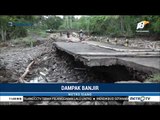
[0,58,17,83]
[0,38,54,83]
[0,42,16,48]
[0,36,87,83]
[0,35,153,84]
[0,58,7,70]
[49,33,60,40]
[85,36,160,50]
[0,47,46,82]
[71,32,79,38]
[25,47,89,83]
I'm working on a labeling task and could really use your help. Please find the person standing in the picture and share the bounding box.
[79,29,84,41]
[67,31,70,38]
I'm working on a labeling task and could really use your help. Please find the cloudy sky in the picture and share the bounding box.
[74,15,82,19]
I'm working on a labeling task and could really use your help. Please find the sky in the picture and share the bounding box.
[74,15,82,19]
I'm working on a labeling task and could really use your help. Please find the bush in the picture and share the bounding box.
[28,29,48,38]
[12,37,37,47]
[147,73,160,82]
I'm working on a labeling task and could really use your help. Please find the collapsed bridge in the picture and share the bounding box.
[54,41,160,75]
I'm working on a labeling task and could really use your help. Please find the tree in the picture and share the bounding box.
[45,16,63,30]
[0,15,36,41]
[0,16,10,41]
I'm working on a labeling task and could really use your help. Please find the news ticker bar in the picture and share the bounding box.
[0,83,159,92]
[0,96,160,102]
[0,92,159,96]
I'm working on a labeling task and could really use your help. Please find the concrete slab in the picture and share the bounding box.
[54,42,116,55]
[78,56,160,73]
[54,41,160,73]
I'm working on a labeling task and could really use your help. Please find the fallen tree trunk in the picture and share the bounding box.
[19,61,35,83]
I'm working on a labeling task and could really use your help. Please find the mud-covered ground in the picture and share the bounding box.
[0,34,155,83]
[0,40,49,83]
[0,33,159,105]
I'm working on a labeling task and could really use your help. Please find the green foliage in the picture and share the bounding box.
[27,29,48,38]
[150,16,160,33]
[0,15,35,41]
[59,16,77,30]
[44,16,63,30]
[147,73,160,82]
[1,15,159,42]
[89,16,119,36]
[12,36,37,47]
[64,15,160,37]
[0,15,49,41]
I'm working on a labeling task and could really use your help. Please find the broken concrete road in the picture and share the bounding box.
[54,41,160,73]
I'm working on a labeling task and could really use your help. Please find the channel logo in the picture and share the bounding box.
[8,22,33,26]
[136,20,150,33]
[128,96,160,102]
[136,21,149,30]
